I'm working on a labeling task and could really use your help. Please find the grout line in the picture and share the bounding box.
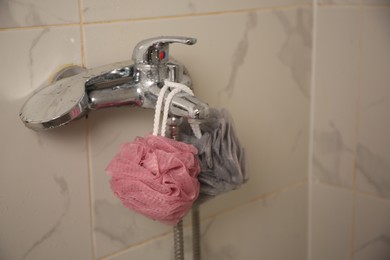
[0,3,312,32]
[81,3,312,27]
[312,180,390,203]
[318,4,360,8]
[99,180,308,259]
[0,23,79,32]
[350,178,357,260]
[99,229,173,260]
[1,3,388,32]
[79,0,87,68]
[204,180,308,220]
[360,3,390,7]
[354,190,390,204]
[318,3,390,8]
[350,3,363,259]
[350,181,357,260]
[78,0,96,258]
[86,117,97,260]
[307,1,318,259]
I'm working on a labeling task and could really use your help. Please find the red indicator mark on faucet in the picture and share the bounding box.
[159,51,166,60]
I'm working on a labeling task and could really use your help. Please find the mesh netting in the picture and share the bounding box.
[106,81,202,225]
[181,108,247,197]
[106,134,200,225]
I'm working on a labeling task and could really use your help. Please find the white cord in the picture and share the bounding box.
[161,82,193,137]
[152,84,170,136]
[190,123,202,139]
[153,79,203,138]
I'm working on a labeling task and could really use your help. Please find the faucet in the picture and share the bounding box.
[19,36,209,131]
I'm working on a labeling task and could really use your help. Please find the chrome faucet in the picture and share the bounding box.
[19,36,209,131]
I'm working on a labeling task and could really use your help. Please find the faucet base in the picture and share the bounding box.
[51,65,85,83]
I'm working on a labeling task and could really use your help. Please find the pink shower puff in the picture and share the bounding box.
[106,134,201,225]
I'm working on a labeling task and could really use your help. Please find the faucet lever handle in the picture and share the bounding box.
[132,36,197,65]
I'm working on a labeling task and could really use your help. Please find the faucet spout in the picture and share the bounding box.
[170,93,209,120]
[19,36,206,130]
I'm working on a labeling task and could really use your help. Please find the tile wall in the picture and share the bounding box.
[1,0,389,259]
[0,1,311,259]
[309,1,390,260]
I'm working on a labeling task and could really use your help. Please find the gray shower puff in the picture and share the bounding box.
[181,108,247,197]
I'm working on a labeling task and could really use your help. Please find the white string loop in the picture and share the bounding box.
[152,80,202,138]
[153,80,202,138]
[161,83,193,137]
[152,84,170,136]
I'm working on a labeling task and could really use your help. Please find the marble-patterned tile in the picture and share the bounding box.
[82,0,311,23]
[318,0,361,5]
[0,28,92,259]
[102,227,194,260]
[105,184,308,260]
[319,0,390,6]
[0,27,82,101]
[356,7,390,199]
[85,7,312,256]
[201,184,308,260]
[353,194,390,260]
[362,0,390,5]
[310,183,354,260]
[312,7,360,187]
[0,0,79,29]
[88,108,173,258]
[361,0,390,5]
[361,0,390,4]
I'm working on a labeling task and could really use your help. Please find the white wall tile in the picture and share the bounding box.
[310,4,390,260]
[82,0,311,23]
[89,108,172,258]
[357,7,390,199]
[85,7,311,257]
[0,28,92,259]
[201,185,308,260]
[312,7,360,187]
[0,27,83,101]
[310,183,354,260]
[319,0,390,5]
[354,194,390,260]
[318,0,361,5]
[0,0,79,28]
[361,0,390,5]
[106,184,308,260]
